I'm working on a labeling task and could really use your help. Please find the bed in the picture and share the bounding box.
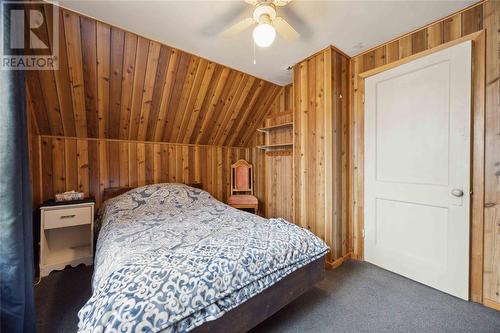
[78,183,328,332]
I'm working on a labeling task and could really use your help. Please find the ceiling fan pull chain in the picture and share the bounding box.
[253,40,257,65]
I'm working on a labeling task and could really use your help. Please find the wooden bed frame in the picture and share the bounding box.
[101,185,326,332]
[192,256,326,333]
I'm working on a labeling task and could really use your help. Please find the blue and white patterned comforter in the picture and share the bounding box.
[78,183,328,332]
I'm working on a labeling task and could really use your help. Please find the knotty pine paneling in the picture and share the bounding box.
[34,136,261,209]
[482,0,500,307]
[27,102,42,209]
[293,48,350,263]
[350,1,499,306]
[25,3,281,147]
[251,85,294,222]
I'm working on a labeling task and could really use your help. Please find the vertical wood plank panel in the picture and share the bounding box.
[137,143,145,186]
[385,40,400,64]
[137,42,161,141]
[62,10,87,137]
[162,53,192,142]
[119,142,129,187]
[172,58,205,143]
[154,144,162,183]
[129,142,138,188]
[52,138,65,194]
[64,139,78,192]
[155,49,180,142]
[108,28,125,139]
[128,37,150,140]
[145,143,154,184]
[41,138,54,201]
[76,139,89,196]
[362,51,375,72]
[26,72,50,135]
[398,35,412,59]
[411,29,427,54]
[80,16,99,138]
[54,9,76,136]
[98,140,108,202]
[183,61,217,143]
[160,144,169,183]
[29,135,42,207]
[332,52,342,259]
[176,146,184,185]
[324,50,334,249]
[96,22,110,138]
[341,55,349,255]
[108,141,119,187]
[37,70,64,136]
[119,33,138,139]
[427,22,444,49]
[168,145,176,183]
[146,46,172,141]
[88,140,100,204]
[443,13,462,42]
[483,0,500,305]
[469,32,486,304]
[195,68,231,144]
[31,6,63,137]
[462,5,483,36]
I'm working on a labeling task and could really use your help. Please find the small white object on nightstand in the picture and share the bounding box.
[39,201,95,277]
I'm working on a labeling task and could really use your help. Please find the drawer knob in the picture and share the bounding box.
[60,214,76,219]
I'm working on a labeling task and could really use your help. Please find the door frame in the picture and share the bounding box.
[352,31,486,301]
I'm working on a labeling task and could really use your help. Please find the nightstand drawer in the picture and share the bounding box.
[44,207,92,230]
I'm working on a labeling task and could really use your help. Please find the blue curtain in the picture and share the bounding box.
[0,1,36,331]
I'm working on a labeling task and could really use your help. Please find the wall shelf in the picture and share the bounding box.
[257,143,293,151]
[256,112,293,153]
[257,122,293,132]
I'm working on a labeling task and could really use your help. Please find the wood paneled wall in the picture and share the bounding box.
[293,47,350,264]
[26,4,281,147]
[252,86,294,222]
[28,109,42,209]
[26,2,275,217]
[482,0,500,310]
[31,136,257,209]
[26,1,500,309]
[350,1,500,307]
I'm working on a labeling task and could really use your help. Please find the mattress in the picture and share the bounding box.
[78,183,328,332]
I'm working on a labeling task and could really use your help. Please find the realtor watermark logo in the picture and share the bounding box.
[1,1,58,70]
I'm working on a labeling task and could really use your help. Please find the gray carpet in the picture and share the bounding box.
[35,260,500,333]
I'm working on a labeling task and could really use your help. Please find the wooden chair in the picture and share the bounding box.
[227,159,258,214]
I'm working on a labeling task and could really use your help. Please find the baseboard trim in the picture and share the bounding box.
[483,298,500,311]
[325,252,352,270]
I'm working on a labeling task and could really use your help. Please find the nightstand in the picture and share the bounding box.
[39,199,95,277]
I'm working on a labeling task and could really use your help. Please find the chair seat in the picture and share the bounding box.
[227,195,258,206]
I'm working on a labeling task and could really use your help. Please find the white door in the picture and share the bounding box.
[364,41,472,300]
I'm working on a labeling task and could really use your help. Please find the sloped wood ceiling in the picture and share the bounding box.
[26,4,281,147]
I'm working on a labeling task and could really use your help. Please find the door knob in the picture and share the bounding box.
[451,189,464,197]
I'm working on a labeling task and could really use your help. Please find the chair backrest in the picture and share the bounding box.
[231,159,253,195]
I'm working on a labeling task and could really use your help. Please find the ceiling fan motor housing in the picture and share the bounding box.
[253,3,277,23]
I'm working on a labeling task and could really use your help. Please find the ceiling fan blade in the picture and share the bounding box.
[273,0,293,7]
[273,17,300,41]
[244,0,259,6]
[221,17,256,37]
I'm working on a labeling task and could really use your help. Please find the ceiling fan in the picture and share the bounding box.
[221,0,300,48]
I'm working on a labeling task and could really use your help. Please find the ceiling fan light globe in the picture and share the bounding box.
[253,23,276,47]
